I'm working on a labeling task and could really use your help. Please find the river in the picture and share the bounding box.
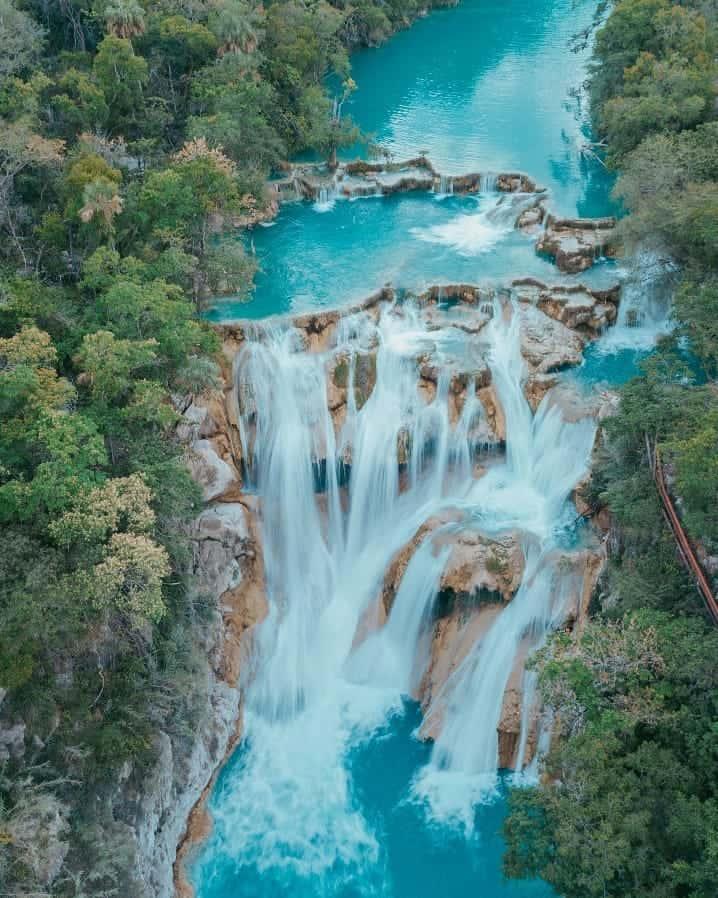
[190,2,667,896]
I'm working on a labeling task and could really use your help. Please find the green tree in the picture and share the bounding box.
[208,0,263,57]
[504,613,718,898]
[47,68,110,138]
[0,0,45,79]
[92,35,148,134]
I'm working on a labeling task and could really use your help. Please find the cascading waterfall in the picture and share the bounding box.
[594,249,676,352]
[412,299,597,825]
[435,174,455,197]
[513,668,539,777]
[193,2,635,892]
[206,295,597,886]
[480,172,498,192]
[315,176,341,212]
[414,551,580,824]
[346,531,453,695]
[217,302,496,882]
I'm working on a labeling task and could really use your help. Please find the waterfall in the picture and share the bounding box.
[413,550,581,825]
[314,176,341,212]
[346,531,453,695]
[412,300,596,825]
[216,294,599,874]
[226,301,491,874]
[435,174,454,197]
[513,668,539,776]
[594,249,676,353]
[480,172,498,192]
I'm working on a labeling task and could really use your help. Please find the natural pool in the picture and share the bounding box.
[209,0,616,322]
[192,3,642,897]
[194,703,552,898]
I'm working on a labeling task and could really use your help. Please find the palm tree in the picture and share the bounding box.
[79,179,123,247]
[210,0,263,57]
[104,0,146,40]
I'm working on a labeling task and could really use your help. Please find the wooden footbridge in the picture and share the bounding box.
[647,438,718,625]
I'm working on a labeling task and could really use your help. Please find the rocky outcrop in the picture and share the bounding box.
[536,215,617,273]
[419,604,505,739]
[519,303,585,374]
[419,544,606,766]
[381,512,525,617]
[513,278,620,337]
[280,158,543,203]
[449,171,539,194]
[106,393,265,898]
[516,202,546,234]
[177,392,244,501]
[439,527,525,604]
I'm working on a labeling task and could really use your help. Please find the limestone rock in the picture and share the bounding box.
[516,203,546,234]
[513,278,620,337]
[524,373,559,411]
[536,215,617,274]
[187,439,238,502]
[441,528,525,602]
[0,720,25,762]
[192,502,267,686]
[477,384,506,442]
[381,513,524,618]
[177,392,243,501]
[520,304,585,374]
[419,604,504,739]
[6,791,69,886]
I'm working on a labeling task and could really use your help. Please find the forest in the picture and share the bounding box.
[503,2,718,896]
[0,0,445,892]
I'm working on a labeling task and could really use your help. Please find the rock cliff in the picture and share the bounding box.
[131,275,618,893]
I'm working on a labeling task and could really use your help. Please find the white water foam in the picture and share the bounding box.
[410,193,534,256]
[210,296,597,879]
[593,250,676,354]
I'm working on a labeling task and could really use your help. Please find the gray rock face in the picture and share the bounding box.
[120,679,241,898]
[107,399,265,898]
[187,439,238,501]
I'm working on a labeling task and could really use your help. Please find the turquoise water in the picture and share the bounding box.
[193,3,618,896]
[208,193,598,321]
[212,0,616,321]
[193,703,552,898]
[346,0,611,213]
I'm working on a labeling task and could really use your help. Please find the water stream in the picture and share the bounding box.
[192,2,672,896]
